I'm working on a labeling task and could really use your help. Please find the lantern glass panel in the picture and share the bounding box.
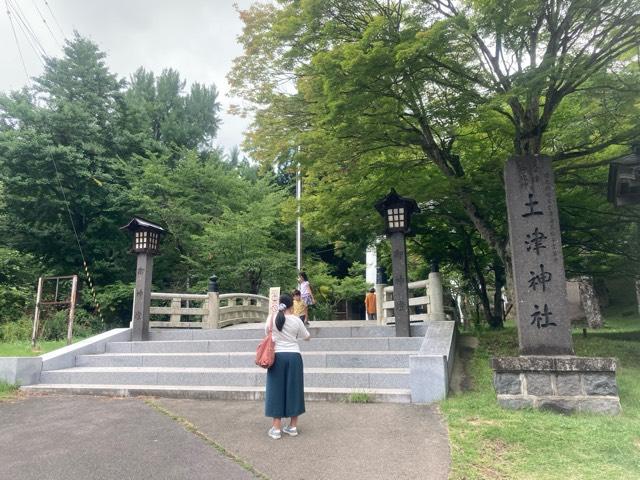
[149,232,158,250]
[386,207,406,229]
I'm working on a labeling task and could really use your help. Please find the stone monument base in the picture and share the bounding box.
[491,356,621,415]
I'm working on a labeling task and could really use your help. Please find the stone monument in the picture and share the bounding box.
[492,155,620,414]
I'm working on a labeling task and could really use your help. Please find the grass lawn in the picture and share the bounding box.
[0,339,79,357]
[0,338,87,399]
[442,308,640,479]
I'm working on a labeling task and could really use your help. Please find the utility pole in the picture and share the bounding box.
[296,161,302,272]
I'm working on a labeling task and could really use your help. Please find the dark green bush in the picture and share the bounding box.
[40,309,100,341]
[0,316,32,342]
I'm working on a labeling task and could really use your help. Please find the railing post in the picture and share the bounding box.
[383,287,394,324]
[31,276,44,348]
[375,284,386,325]
[375,266,387,325]
[66,275,78,345]
[428,261,446,321]
[206,274,220,329]
[170,297,182,326]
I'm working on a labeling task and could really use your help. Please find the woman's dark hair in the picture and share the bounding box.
[275,293,293,331]
[299,271,309,282]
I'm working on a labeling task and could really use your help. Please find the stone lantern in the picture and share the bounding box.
[121,217,166,340]
[375,189,420,336]
[607,144,640,207]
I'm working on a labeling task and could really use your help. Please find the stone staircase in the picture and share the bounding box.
[23,323,427,403]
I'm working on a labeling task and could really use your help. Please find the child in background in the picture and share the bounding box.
[292,289,308,326]
[298,271,315,322]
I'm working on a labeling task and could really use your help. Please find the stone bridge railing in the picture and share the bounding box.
[379,272,449,325]
[148,292,269,329]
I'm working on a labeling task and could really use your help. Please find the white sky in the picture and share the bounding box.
[0,0,255,155]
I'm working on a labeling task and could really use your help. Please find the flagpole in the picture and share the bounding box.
[296,160,302,272]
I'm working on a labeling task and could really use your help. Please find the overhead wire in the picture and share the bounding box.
[14,0,103,325]
[5,0,30,82]
[13,0,48,58]
[6,0,103,327]
[31,0,60,48]
[8,0,47,54]
[50,152,105,327]
[6,0,47,64]
[43,0,64,39]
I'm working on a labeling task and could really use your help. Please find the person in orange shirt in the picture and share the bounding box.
[364,288,377,321]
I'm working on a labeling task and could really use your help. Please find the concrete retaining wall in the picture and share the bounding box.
[0,328,131,386]
[409,321,457,403]
[41,328,131,371]
[0,357,42,385]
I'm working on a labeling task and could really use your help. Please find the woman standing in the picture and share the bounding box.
[298,271,315,323]
[265,293,311,439]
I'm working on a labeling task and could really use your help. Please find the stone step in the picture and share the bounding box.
[39,366,411,389]
[148,324,427,341]
[21,384,412,403]
[76,351,413,369]
[106,337,423,354]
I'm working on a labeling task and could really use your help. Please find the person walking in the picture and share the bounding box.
[298,271,315,322]
[364,287,377,321]
[265,293,311,439]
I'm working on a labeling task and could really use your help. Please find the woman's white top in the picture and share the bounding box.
[265,313,311,353]
[299,280,311,296]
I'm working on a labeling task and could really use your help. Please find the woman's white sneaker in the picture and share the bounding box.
[282,425,298,436]
[268,427,281,439]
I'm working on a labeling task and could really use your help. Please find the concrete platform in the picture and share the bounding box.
[0,394,450,480]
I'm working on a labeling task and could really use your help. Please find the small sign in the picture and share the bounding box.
[268,287,281,319]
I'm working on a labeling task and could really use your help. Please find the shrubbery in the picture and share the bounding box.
[0,309,100,342]
[0,316,32,342]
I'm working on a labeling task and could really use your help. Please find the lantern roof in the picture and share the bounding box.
[374,188,420,217]
[120,217,167,234]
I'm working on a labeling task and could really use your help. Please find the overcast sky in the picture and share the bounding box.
[0,0,254,154]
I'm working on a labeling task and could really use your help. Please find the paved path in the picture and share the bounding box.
[0,395,255,480]
[0,394,450,480]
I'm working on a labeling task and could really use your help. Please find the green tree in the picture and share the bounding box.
[123,68,221,154]
[0,33,130,283]
[230,0,640,326]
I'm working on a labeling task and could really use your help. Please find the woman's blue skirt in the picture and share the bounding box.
[265,352,305,418]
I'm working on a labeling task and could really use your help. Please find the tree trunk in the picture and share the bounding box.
[459,227,495,327]
[578,276,603,329]
[503,249,515,321]
[490,261,505,329]
[636,278,640,316]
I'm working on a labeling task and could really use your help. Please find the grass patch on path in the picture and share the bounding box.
[144,399,271,480]
[0,381,19,400]
[442,310,640,479]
